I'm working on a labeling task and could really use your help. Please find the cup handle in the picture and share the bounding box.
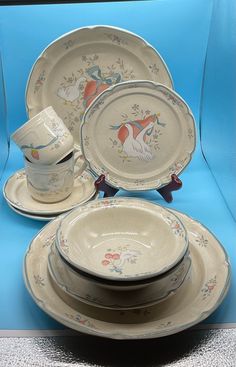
[74,149,87,178]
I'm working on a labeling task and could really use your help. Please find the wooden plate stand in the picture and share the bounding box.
[94,174,182,203]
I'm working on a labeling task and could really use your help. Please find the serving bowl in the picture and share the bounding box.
[48,239,191,310]
[55,198,189,287]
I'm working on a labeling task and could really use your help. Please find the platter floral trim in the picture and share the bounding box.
[34,70,46,94]
[149,63,159,75]
[34,274,45,286]
[101,246,141,275]
[65,313,97,329]
[83,136,90,147]
[104,33,128,46]
[188,128,194,139]
[165,216,185,237]
[201,275,217,300]
[195,234,208,248]
[109,104,166,162]
[168,157,189,174]
[159,89,184,109]
[63,39,75,50]
[42,234,56,248]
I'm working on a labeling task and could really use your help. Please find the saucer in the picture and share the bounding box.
[3,169,96,216]
[7,202,55,221]
[56,198,188,282]
[81,80,196,191]
[24,209,230,339]
[6,192,99,221]
[26,25,173,149]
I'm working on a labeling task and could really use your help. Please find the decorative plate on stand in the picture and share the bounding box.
[81,80,196,191]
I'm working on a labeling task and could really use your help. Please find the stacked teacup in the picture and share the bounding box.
[11,106,85,203]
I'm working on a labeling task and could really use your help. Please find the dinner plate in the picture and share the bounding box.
[26,25,173,148]
[81,80,196,191]
[3,169,96,216]
[24,208,230,340]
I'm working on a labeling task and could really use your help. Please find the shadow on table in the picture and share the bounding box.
[34,328,212,366]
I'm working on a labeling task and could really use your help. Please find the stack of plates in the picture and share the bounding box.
[24,198,230,339]
[3,168,97,221]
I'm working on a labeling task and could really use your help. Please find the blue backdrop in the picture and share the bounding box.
[0,0,236,333]
[0,0,213,132]
[200,0,236,220]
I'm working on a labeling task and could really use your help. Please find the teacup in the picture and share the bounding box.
[24,152,86,203]
[11,106,74,165]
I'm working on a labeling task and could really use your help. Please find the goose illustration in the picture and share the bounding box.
[122,123,154,161]
[110,113,165,161]
[135,122,155,160]
[116,250,141,269]
[57,77,86,103]
[122,124,143,157]
[83,80,109,108]
[83,65,122,108]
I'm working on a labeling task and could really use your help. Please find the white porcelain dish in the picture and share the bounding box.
[26,25,173,149]
[81,80,196,191]
[56,198,188,282]
[3,168,96,216]
[48,240,191,309]
[24,209,230,339]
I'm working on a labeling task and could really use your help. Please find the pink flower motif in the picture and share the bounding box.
[102,260,110,266]
[208,285,215,291]
[112,253,120,260]
[105,253,113,259]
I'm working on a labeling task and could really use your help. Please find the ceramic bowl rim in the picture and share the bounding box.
[55,197,189,284]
